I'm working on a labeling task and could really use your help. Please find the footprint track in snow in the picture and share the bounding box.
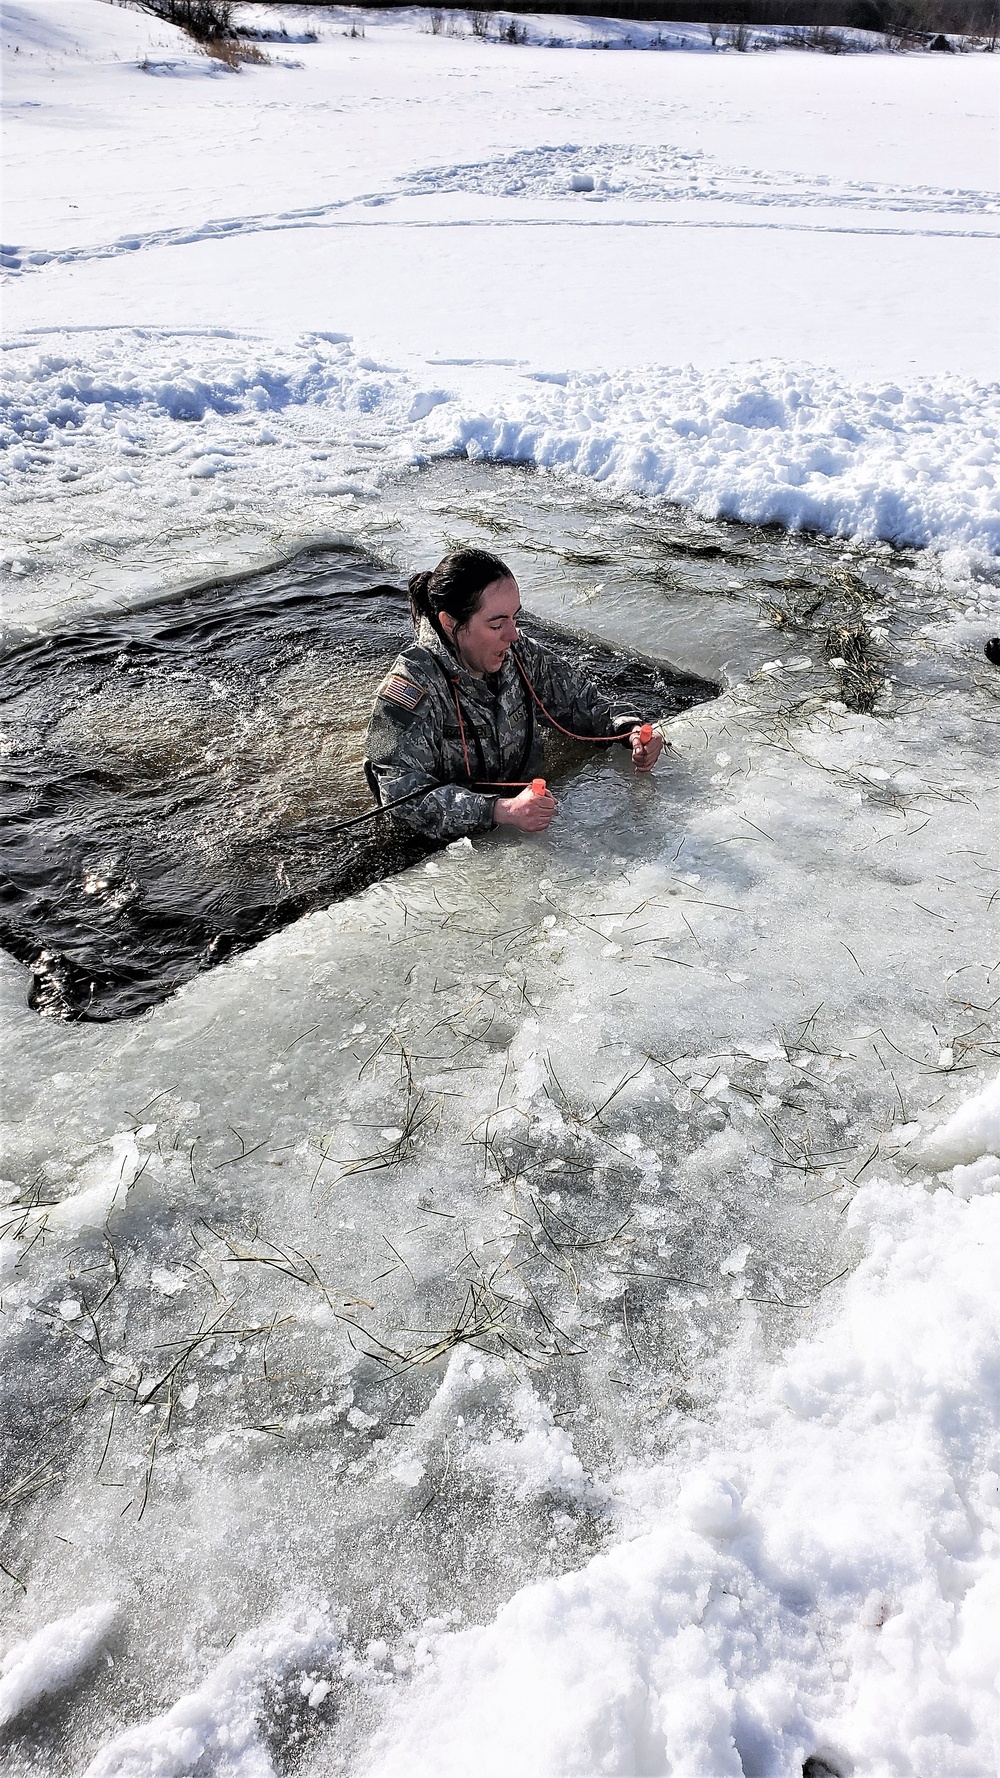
[3,142,997,276]
[405,141,1000,215]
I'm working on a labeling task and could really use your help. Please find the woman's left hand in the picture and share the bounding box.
[630,726,665,772]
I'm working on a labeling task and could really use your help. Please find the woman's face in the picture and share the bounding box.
[441,576,522,677]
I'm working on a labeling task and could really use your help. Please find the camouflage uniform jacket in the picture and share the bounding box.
[364,619,642,840]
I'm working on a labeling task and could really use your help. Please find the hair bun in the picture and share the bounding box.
[408,568,434,628]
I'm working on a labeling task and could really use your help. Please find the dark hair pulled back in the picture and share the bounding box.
[408,549,513,647]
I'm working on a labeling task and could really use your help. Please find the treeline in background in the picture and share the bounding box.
[137,0,1000,48]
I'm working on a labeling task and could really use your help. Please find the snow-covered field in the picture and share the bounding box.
[1,5,999,1775]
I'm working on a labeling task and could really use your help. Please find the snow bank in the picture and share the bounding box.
[1,0,222,76]
[425,363,1000,552]
[3,333,998,574]
[0,1600,118,1728]
[365,1172,1000,1778]
[1,333,364,431]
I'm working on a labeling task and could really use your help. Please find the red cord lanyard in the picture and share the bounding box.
[511,650,641,744]
[449,651,647,791]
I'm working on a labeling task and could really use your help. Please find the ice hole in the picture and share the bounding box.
[0,458,927,1024]
[0,538,714,1021]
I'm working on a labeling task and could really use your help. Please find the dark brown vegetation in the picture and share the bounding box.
[141,0,234,41]
[138,1,271,59]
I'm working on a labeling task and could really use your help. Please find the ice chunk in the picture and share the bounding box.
[719,1243,751,1275]
[678,1472,744,1538]
[702,1072,730,1101]
[390,1456,426,1489]
[150,1267,187,1297]
[940,1154,1000,1200]
[408,391,451,423]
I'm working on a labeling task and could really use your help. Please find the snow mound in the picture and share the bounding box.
[922,1068,1000,1196]
[0,1600,118,1728]
[84,1608,338,1777]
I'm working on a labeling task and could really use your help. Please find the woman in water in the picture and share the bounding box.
[364,548,664,840]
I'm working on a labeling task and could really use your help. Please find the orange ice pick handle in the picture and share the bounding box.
[530,778,547,796]
[638,724,653,745]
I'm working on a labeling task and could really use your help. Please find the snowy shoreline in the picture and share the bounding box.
[4,329,999,637]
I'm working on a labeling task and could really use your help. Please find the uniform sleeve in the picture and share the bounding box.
[364,691,497,842]
[517,636,640,743]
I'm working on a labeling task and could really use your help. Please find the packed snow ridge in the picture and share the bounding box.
[3,334,999,571]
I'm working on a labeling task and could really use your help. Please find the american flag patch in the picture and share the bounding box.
[379,674,425,712]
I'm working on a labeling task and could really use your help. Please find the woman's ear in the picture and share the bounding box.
[438,611,457,642]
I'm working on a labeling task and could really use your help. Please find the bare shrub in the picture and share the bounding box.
[143,0,233,43]
[427,8,445,33]
[723,21,753,48]
[468,9,494,37]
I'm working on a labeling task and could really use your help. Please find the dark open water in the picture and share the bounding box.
[0,544,714,1019]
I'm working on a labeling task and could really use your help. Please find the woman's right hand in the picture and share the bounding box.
[493,786,558,832]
